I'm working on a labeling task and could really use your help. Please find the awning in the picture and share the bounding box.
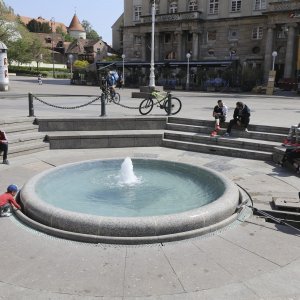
[96,59,237,70]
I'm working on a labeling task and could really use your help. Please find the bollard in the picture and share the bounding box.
[167,93,172,116]
[100,93,106,117]
[28,93,35,117]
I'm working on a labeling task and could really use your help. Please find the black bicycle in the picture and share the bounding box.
[101,86,120,104]
[139,91,182,115]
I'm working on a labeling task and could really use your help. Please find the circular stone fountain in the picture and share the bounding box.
[19,158,241,244]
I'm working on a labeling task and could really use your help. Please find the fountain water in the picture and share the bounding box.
[119,157,139,185]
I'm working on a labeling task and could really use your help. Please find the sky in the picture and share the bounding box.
[3,0,124,45]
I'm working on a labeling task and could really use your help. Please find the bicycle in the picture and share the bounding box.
[139,91,182,115]
[100,86,120,104]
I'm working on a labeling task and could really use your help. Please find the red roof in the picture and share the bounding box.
[68,14,85,32]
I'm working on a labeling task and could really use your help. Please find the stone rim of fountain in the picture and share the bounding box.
[19,158,242,244]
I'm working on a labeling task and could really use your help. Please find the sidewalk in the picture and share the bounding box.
[0,77,300,299]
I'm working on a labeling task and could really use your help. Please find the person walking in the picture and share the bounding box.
[0,184,21,217]
[0,129,9,164]
[211,99,228,136]
[224,102,250,136]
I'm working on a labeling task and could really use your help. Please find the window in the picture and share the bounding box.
[169,2,178,13]
[252,46,260,54]
[208,48,215,56]
[252,26,263,39]
[228,28,239,40]
[231,0,241,12]
[165,51,176,59]
[254,0,266,10]
[208,0,219,15]
[277,25,288,39]
[188,0,198,11]
[133,5,142,21]
[165,33,171,43]
[207,30,216,41]
[134,35,142,44]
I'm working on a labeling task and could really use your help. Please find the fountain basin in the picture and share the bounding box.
[20,159,240,243]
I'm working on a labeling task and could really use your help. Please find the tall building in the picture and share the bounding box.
[113,0,300,84]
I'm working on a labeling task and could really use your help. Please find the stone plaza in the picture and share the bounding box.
[0,76,300,299]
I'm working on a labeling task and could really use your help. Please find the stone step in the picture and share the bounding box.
[166,123,286,143]
[3,124,39,134]
[167,117,289,135]
[164,131,279,153]
[46,131,163,149]
[0,117,35,126]
[8,132,46,145]
[1,141,49,158]
[162,139,273,161]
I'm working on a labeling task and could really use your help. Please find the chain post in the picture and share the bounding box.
[28,93,35,117]
[167,92,172,116]
[100,93,106,117]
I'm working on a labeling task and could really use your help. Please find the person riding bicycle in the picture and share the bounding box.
[106,71,118,98]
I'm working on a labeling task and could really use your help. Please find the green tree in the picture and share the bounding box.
[56,26,75,42]
[82,19,101,40]
[27,19,51,33]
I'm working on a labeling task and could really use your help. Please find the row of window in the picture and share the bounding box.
[133,24,289,45]
[133,0,267,21]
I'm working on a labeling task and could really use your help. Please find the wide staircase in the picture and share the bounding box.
[163,117,288,161]
[38,117,289,162]
[0,118,48,159]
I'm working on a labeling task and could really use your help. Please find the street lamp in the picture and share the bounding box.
[186,53,191,90]
[121,53,125,87]
[68,54,74,80]
[272,51,278,71]
[37,53,43,72]
[50,17,55,78]
[149,0,156,87]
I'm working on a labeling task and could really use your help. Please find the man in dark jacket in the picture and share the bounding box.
[224,102,250,136]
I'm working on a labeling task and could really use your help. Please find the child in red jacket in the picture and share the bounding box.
[0,185,21,217]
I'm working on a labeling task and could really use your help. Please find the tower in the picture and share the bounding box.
[68,14,86,39]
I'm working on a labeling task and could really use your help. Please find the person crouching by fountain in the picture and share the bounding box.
[0,184,21,217]
[0,129,9,165]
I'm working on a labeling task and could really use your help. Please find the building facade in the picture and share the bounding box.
[113,0,300,86]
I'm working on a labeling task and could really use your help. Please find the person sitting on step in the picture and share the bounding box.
[211,100,228,136]
[224,101,250,137]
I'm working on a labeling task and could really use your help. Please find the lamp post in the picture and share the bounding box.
[149,0,156,87]
[50,17,55,78]
[37,53,43,72]
[272,51,278,71]
[68,54,74,80]
[186,53,191,90]
[121,53,125,87]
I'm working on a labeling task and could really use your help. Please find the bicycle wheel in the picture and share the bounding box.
[113,93,120,103]
[139,98,154,115]
[164,97,182,115]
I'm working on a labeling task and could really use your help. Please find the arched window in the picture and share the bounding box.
[169,1,178,13]
[165,51,176,60]
[188,0,198,11]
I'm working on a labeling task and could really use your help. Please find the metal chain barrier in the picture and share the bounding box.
[32,94,101,110]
